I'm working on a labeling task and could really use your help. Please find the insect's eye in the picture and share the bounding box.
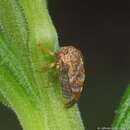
[59,52,65,57]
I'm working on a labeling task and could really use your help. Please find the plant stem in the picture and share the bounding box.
[0,0,85,130]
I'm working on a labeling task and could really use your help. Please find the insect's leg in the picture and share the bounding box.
[64,92,81,108]
[38,43,55,56]
[37,62,56,72]
[64,97,76,108]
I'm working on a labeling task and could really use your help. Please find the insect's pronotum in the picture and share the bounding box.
[38,44,85,107]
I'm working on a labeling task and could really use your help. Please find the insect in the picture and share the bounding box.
[38,44,85,107]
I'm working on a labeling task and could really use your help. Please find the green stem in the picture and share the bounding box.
[0,0,85,130]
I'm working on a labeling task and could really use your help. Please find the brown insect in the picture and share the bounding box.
[38,45,85,107]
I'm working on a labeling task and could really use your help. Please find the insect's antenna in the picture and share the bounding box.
[37,43,55,56]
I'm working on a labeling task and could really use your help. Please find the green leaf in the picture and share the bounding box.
[0,0,85,130]
[112,84,130,129]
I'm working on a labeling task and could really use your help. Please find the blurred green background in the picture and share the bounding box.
[0,0,130,130]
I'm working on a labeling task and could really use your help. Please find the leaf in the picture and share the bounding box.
[112,85,130,129]
[0,92,9,106]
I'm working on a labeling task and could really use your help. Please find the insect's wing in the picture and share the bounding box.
[59,66,72,98]
[60,64,72,98]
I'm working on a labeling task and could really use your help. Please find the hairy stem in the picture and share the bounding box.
[0,0,85,130]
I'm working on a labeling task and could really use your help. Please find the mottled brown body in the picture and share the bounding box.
[56,46,85,107]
